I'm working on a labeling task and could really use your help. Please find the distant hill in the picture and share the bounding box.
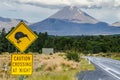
[0,17,29,31]
[30,6,120,35]
[112,22,120,27]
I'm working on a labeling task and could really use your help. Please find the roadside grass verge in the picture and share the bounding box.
[25,53,94,80]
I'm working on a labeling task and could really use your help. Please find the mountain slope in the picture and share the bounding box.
[30,6,120,36]
[0,17,29,31]
[30,18,120,35]
[50,6,99,24]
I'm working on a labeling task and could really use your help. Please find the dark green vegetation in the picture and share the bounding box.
[1,28,120,54]
[66,51,80,62]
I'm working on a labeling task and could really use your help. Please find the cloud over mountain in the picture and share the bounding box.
[1,0,120,24]
[6,0,120,9]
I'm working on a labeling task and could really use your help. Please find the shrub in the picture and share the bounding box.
[66,51,80,62]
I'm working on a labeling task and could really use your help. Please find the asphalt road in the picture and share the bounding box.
[77,57,120,80]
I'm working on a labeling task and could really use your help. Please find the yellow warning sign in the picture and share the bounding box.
[6,21,38,52]
[11,54,33,75]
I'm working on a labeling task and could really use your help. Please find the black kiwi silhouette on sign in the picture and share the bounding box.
[15,32,30,43]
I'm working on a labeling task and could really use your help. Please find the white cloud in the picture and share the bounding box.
[0,1,58,23]
[7,0,120,9]
[1,0,120,23]
[3,2,12,8]
[82,8,120,23]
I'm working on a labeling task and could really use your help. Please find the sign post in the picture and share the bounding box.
[6,21,38,80]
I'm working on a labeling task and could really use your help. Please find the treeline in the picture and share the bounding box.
[0,28,120,54]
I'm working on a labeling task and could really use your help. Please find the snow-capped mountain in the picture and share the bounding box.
[0,17,29,31]
[30,6,120,36]
[29,6,120,35]
[1,6,120,35]
[50,6,99,24]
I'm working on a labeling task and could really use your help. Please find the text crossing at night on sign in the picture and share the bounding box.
[11,54,33,75]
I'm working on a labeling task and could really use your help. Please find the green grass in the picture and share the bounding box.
[79,58,95,73]
[26,71,76,80]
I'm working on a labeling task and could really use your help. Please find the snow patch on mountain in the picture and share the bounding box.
[50,6,99,24]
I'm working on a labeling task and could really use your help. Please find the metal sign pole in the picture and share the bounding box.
[19,52,24,80]
[19,75,24,80]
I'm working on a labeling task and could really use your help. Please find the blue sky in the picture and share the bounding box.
[0,0,120,24]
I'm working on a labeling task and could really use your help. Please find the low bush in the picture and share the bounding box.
[66,51,80,62]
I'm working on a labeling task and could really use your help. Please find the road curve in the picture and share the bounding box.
[84,57,120,80]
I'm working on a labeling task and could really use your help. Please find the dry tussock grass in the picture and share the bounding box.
[34,53,80,72]
[0,54,11,80]
[0,53,80,80]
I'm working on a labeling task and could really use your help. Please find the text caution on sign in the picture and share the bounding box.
[11,54,33,75]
